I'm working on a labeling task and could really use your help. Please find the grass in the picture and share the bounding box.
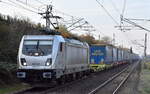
[0,62,18,86]
[0,84,30,94]
[139,62,150,94]
[0,62,17,71]
[0,62,30,94]
[144,88,150,94]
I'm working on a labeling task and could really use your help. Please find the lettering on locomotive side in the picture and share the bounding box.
[92,50,104,56]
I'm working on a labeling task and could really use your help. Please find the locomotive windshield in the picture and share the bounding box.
[22,40,53,56]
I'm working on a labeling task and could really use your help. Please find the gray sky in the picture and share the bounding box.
[0,0,150,55]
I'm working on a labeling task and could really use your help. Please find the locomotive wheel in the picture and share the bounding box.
[72,73,76,81]
[57,76,65,85]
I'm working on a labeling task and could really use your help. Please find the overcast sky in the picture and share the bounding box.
[0,0,150,55]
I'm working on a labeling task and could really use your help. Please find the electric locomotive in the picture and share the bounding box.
[17,35,89,84]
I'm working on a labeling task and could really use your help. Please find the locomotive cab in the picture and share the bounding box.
[17,35,65,82]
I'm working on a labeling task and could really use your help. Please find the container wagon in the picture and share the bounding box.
[90,44,114,71]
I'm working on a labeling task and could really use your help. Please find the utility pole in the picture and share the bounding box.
[38,5,61,32]
[144,33,147,57]
[112,33,115,45]
[99,35,101,40]
[39,5,52,30]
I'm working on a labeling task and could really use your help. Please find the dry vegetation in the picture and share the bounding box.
[0,14,45,86]
[0,14,112,86]
[0,14,112,63]
[138,59,150,94]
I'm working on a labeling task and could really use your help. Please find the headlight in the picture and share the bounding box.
[34,52,39,56]
[21,58,27,66]
[23,62,27,66]
[46,58,52,66]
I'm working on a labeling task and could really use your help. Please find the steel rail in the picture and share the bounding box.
[112,61,140,94]
[88,65,129,94]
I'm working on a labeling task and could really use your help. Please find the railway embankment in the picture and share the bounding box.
[0,62,17,86]
[121,60,150,94]
[138,61,150,94]
[0,62,29,94]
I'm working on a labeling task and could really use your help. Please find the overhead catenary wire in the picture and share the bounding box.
[106,0,138,49]
[109,0,121,15]
[120,0,126,30]
[34,0,47,5]
[53,9,74,18]
[123,18,150,32]
[16,0,77,19]
[96,0,124,44]
[120,0,150,33]
[118,0,149,54]
[121,27,147,53]
[52,8,84,24]
[8,0,95,33]
[119,0,127,32]
[0,1,19,8]
[123,32,145,53]
[96,0,120,26]
[7,0,38,14]
[2,0,115,40]
[126,18,150,21]
[122,0,126,16]
[96,28,108,37]
[52,8,97,32]
[16,0,44,12]
[119,26,142,54]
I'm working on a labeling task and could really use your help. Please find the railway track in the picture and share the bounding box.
[13,74,89,94]
[13,64,131,94]
[13,87,52,94]
[88,61,140,94]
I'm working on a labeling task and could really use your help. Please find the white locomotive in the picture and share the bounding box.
[17,35,89,84]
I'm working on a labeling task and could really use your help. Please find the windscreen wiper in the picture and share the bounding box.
[36,40,45,55]
[36,40,39,50]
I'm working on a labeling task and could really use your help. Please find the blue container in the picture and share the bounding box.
[90,45,106,65]
[90,45,114,65]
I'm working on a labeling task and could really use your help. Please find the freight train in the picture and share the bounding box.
[90,44,139,71]
[17,35,139,85]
